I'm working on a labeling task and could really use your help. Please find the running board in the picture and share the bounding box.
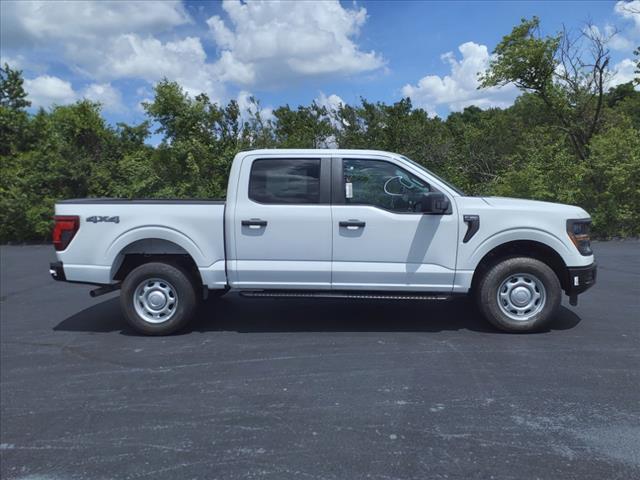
[240,291,452,301]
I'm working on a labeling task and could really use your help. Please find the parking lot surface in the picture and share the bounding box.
[1,242,639,479]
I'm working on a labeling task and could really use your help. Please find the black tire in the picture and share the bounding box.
[120,262,198,335]
[475,257,561,332]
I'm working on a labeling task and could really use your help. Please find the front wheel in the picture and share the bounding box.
[476,257,561,332]
[120,262,198,335]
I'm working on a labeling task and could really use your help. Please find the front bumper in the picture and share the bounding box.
[50,261,66,281]
[566,263,597,296]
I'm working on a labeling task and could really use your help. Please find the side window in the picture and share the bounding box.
[249,159,321,204]
[343,159,431,212]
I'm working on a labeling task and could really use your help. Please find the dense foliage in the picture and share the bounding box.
[1,18,639,242]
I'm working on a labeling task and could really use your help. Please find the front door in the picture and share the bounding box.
[232,157,332,289]
[331,157,458,292]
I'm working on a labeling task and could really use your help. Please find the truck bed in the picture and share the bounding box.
[55,199,227,288]
[58,198,226,204]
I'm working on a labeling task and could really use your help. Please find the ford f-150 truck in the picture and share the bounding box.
[50,149,596,335]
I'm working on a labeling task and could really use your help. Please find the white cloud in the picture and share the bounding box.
[1,1,190,48]
[315,92,345,133]
[24,75,77,108]
[236,90,274,123]
[316,92,345,113]
[610,58,640,87]
[62,33,225,103]
[236,90,257,114]
[0,53,48,74]
[0,54,23,70]
[213,50,256,85]
[586,24,635,52]
[82,83,123,112]
[206,0,384,86]
[2,0,382,108]
[615,1,640,31]
[608,1,640,53]
[0,0,224,101]
[80,35,205,82]
[402,42,519,115]
[23,75,128,111]
[609,32,635,51]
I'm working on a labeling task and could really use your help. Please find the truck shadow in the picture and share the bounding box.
[54,292,582,335]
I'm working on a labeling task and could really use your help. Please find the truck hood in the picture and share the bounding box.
[479,196,589,218]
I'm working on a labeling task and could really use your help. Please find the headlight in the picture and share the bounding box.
[567,219,592,256]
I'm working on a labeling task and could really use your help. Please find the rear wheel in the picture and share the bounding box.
[476,257,561,332]
[120,262,198,335]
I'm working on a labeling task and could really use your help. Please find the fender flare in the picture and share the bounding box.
[466,228,572,271]
[106,226,206,274]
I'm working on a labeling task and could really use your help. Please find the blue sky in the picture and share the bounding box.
[1,0,638,128]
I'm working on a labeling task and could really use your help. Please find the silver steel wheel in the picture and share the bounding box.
[133,278,178,324]
[497,273,546,321]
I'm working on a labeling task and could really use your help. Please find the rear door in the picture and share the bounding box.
[230,156,332,289]
[331,156,458,292]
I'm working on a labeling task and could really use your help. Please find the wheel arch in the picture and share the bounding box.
[470,240,570,294]
[110,237,203,286]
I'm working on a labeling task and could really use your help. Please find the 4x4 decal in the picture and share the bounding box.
[86,216,119,224]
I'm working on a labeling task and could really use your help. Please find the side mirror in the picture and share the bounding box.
[418,192,450,214]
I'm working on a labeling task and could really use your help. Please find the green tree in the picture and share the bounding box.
[0,63,30,110]
[0,63,32,156]
[1,64,33,240]
[634,45,639,84]
[582,118,640,236]
[1,53,639,242]
[605,82,640,129]
[143,80,257,199]
[480,17,613,160]
[445,105,527,193]
[272,103,334,148]
[334,98,454,182]
[9,101,121,240]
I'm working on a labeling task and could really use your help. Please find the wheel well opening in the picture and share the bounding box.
[470,240,569,294]
[112,239,202,286]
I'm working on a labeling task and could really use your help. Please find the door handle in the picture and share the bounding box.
[339,220,366,229]
[242,219,268,229]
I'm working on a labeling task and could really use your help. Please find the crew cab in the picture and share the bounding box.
[50,149,596,335]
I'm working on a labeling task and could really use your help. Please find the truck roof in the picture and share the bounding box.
[238,149,401,157]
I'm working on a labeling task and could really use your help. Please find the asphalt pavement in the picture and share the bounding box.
[1,242,639,479]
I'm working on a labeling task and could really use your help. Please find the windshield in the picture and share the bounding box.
[399,155,465,196]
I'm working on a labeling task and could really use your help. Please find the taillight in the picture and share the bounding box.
[567,219,592,256]
[52,215,79,251]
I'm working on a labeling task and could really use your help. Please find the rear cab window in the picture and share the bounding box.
[249,159,321,204]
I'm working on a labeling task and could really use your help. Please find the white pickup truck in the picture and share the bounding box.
[50,149,596,335]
